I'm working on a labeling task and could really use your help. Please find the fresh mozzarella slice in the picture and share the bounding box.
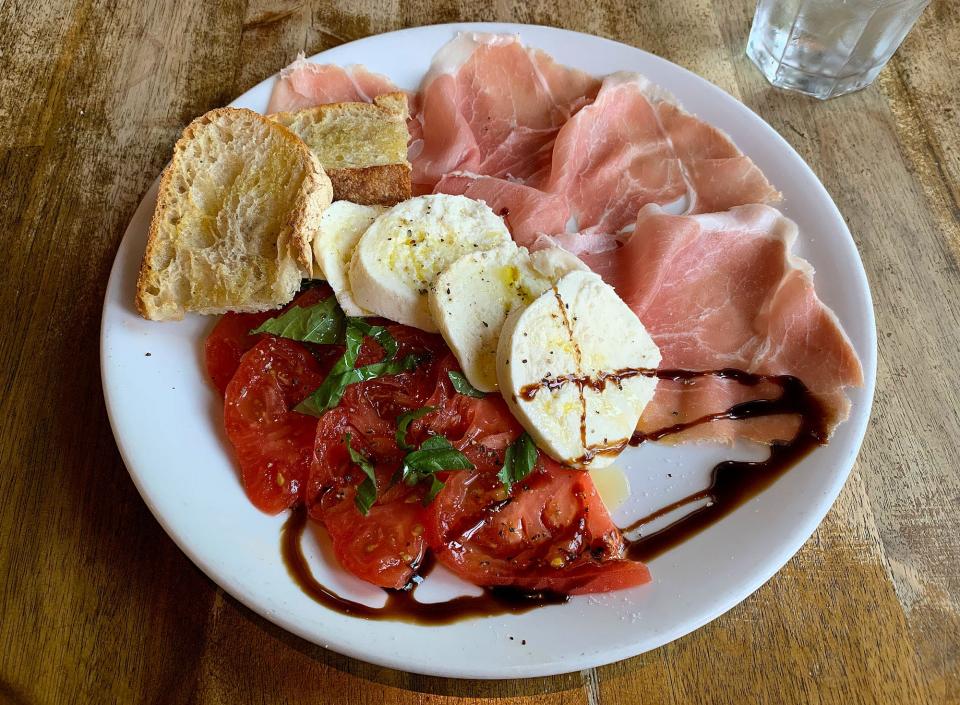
[313,201,386,316]
[348,194,512,331]
[428,244,587,392]
[527,246,589,282]
[497,270,661,469]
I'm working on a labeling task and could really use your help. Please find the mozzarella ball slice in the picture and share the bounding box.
[527,246,589,282]
[497,270,662,469]
[348,194,512,331]
[313,201,386,316]
[429,244,587,392]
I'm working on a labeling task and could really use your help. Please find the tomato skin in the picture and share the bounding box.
[224,337,328,514]
[204,311,273,396]
[425,399,651,594]
[205,286,331,396]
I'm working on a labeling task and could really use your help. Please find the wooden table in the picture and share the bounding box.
[2,1,957,702]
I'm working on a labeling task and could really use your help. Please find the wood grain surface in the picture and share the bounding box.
[1,1,957,703]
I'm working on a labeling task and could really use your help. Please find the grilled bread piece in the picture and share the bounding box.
[135,107,332,320]
[271,92,411,206]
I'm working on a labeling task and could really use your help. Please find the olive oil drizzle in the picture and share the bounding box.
[549,285,588,450]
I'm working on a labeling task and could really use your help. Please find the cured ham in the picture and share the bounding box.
[542,73,780,233]
[266,55,400,112]
[579,205,863,442]
[261,35,858,449]
[413,33,600,188]
[267,38,777,243]
[654,100,781,214]
[433,173,572,248]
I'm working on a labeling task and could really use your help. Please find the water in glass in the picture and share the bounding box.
[747,0,930,99]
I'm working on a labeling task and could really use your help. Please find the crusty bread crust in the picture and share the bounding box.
[289,147,332,272]
[270,91,411,206]
[135,107,332,320]
[371,91,409,117]
[135,157,179,319]
[328,163,411,206]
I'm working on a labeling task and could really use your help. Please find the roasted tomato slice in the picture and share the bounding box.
[308,408,427,589]
[304,328,457,589]
[224,337,328,514]
[205,286,331,396]
[426,398,650,595]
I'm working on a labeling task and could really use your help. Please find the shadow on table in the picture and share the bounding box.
[222,591,586,697]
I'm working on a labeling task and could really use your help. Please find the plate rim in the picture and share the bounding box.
[101,21,878,679]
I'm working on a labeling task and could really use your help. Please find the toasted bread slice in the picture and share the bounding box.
[271,92,411,206]
[136,107,332,320]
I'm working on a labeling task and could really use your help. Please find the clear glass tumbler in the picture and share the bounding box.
[747,0,930,99]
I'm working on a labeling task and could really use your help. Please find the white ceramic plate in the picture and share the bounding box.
[101,23,876,679]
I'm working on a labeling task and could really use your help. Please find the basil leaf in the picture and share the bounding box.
[341,320,366,367]
[398,434,474,504]
[353,354,421,384]
[294,316,416,418]
[424,475,446,504]
[402,436,474,476]
[497,432,538,493]
[295,353,421,417]
[293,323,363,416]
[250,296,345,344]
[396,406,436,451]
[345,433,377,515]
[447,370,486,398]
[348,318,398,360]
[419,434,453,451]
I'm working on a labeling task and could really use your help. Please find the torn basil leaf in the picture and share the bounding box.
[294,316,415,418]
[447,370,486,398]
[395,406,436,451]
[295,354,421,417]
[399,435,474,505]
[424,475,445,504]
[348,317,398,360]
[345,433,378,515]
[249,295,344,344]
[497,432,538,493]
[402,436,474,476]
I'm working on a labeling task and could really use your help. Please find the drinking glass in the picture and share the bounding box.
[747,0,931,99]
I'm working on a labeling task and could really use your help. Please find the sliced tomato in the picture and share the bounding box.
[205,310,272,396]
[305,329,456,589]
[224,337,329,514]
[205,285,331,396]
[426,398,651,594]
[307,408,427,589]
[343,324,454,419]
[218,308,647,595]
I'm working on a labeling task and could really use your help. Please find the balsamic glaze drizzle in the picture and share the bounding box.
[281,506,568,624]
[623,368,828,561]
[282,367,828,622]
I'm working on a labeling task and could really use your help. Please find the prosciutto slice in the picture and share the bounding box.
[266,55,400,112]
[413,33,600,189]
[262,40,860,446]
[579,205,863,442]
[542,74,780,233]
[433,173,572,248]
